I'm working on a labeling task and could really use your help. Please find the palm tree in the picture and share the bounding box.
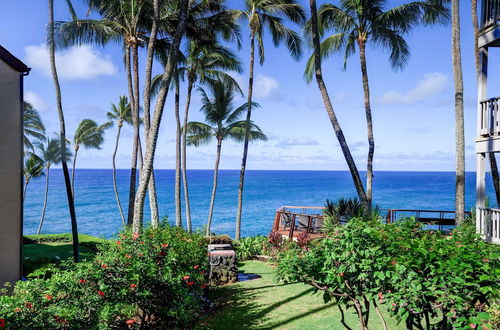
[71,119,111,197]
[23,154,44,201]
[187,80,267,236]
[306,0,448,208]
[451,0,465,224]
[107,96,133,226]
[234,0,306,240]
[23,102,46,153]
[48,0,79,261]
[35,137,71,235]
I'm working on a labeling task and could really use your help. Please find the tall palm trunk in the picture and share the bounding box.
[48,0,79,261]
[37,166,50,234]
[112,122,126,226]
[175,79,182,227]
[207,139,222,235]
[235,32,256,241]
[143,0,161,226]
[471,0,500,206]
[358,40,374,208]
[132,0,189,231]
[71,145,79,197]
[126,45,139,226]
[182,78,194,232]
[308,0,368,209]
[23,178,30,202]
[452,0,465,224]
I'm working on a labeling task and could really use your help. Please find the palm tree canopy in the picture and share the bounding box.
[24,154,45,180]
[187,79,267,146]
[36,137,72,166]
[304,0,449,81]
[23,102,46,152]
[236,0,307,64]
[107,95,133,125]
[73,119,111,150]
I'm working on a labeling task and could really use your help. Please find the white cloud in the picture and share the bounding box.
[24,44,118,80]
[377,72,448,105]
[276,137,319,149]
[253,74,280,99]
[24,91,48,111]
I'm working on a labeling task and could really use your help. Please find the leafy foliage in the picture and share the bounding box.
[23,102,46,153]
[235,236,268,260]
[0,225,208,329]
[276,219,500,329]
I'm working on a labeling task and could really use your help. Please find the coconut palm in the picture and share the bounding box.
[187,80,267,236]
[107,96,133,226]
[305,0,448,208]
[23,102,46,153]
[234,0,306,240]
[23,154,45,201]
[35,137,71,235]
[48,0,79,261]
[71,119,111,197]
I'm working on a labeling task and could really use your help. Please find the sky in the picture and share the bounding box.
[0,0,492,171]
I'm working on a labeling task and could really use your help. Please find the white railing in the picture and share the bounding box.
[477,207,500,244]
[479,97,500,137]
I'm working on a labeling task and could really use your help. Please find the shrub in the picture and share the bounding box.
[0,224,208,329]
[235,236,268,260]
[276,219,500,329]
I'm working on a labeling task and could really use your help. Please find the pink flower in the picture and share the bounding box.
[45,294,53,300]
[469,324,476,329]
[125,254,132,259]
[126,319,136,325]
[183,275,190,281]
[117,241,122,245]
[101,264,108,269]
[161,243,169,248]
[193,265,199,269]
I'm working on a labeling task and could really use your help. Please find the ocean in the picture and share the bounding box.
[23,169,491,238]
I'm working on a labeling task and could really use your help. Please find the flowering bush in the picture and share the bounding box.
[276,219,500,329]
[0,224,208,329]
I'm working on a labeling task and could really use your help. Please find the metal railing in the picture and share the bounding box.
[482,0,500,29]
[477,207,500,244]
[272,206,325,240]
[479,97,500,137]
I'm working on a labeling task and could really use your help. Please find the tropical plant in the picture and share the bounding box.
[107,96,133,227]
[23,102,46,153]
[305,0,448,208]
[323,198,365,226]
[35,137,71,235]
[234,0,306,240]
[235,235,268,260]
[187,79,267,236]
[48,0,79,261]
[23,154,45,201]
[71,119,111,197]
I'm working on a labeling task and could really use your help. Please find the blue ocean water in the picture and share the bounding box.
[23,170,492,238]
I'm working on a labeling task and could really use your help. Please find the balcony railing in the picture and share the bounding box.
[482,0,500,29]
[477,207,500,244]
[479,97,500,137]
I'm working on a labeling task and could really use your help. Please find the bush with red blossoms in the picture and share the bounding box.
[0,224,209,329]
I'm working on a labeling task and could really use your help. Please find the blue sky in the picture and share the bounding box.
[0,0,489,171]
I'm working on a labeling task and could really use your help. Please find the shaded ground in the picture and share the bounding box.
[196,261,404,330]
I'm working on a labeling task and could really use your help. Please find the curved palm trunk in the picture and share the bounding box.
[132,0,189,231]
[175,80,182,227]
[452,0,465,225]
[48,0,79,261]
[207,139,222,236]
[182,79,194,232]
[137,135,160,226]
[358,41,374,208]
[23,178,30,202]
[308,0,368,209]
[71,145,79,198]
[126,45,139,226]
[235,32,256,241]
[37,166,50,235]
[112,123,126,226]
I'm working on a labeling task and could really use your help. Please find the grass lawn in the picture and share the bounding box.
[196,261,404,330]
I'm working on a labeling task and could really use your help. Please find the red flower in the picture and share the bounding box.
[101,264,108,269]
[161,243,169,248]
[130,284,137,288]
[193,265,199,269]
[391,303,397,307]
[45,294,53,300]
[125,254,132,259]
[484,258,490,263]
[470,324,476,329]
[126,319,135,325]
[183,275,190,281]
[79,279,87,284]
[200,271,206,275]
[187,281,195,286]
[201,284,207,289]
[390,260,397,266]
[24,302,33,309]
[132,233,139,240]
[117,241,122,245]
[138,253,144,257]
[98,291,105,297]
[14,308,21,312]
[0,318,4,328]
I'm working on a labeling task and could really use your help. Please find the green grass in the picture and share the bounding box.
[196,261,404,330]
